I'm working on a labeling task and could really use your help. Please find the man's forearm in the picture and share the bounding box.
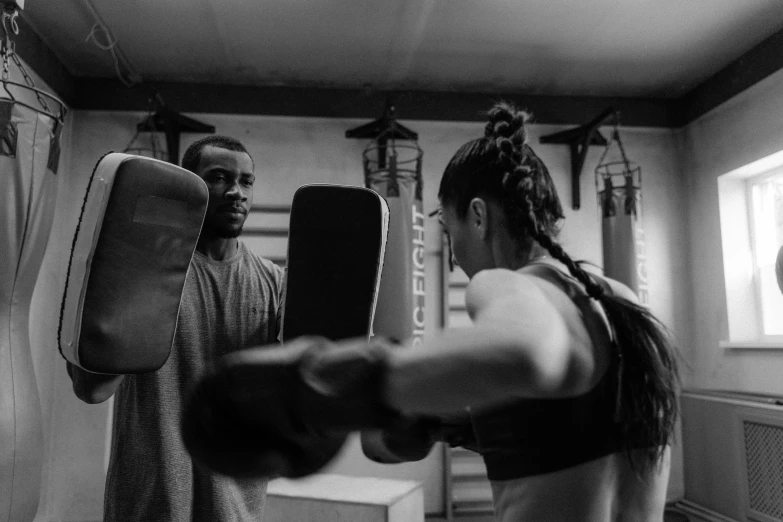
[66,362,124,404]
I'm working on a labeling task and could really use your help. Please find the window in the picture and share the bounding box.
[748,172,783,337]
[718,149,783,349]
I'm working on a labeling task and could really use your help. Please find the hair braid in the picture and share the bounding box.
[534,232,605,299]
[486,105,541,239]
[535,228,679,472]
[440,101,562,238]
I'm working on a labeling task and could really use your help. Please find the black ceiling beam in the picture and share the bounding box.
[677,25,783,124]
[72,77,679,127]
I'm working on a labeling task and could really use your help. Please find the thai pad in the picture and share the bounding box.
[59,153,208,374]
[281,184,389,342]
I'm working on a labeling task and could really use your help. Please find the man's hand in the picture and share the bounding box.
[66,362,124,404]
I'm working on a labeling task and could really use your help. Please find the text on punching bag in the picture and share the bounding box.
[412,204,425,347]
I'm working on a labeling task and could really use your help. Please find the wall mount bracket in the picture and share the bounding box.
[346,101,418,169]
[539,106,616,210]
[136,94,215,165]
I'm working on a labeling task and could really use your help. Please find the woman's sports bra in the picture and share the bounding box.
[466,263,625,481]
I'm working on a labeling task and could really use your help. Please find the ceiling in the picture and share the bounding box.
[22,0,783,100]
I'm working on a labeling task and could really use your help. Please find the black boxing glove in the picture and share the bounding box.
[362,416,440,464]
[362,410,477,464]
[434,409,477,449]
[181,336,402,479]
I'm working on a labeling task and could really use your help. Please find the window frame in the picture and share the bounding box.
[745,169,783,342]
[717,148,783,351]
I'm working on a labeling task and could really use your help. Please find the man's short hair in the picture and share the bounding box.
[181,135,252,174]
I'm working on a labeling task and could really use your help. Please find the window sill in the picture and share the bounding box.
[720,340,783,351]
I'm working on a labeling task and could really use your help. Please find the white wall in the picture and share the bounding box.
[681,66,783,394]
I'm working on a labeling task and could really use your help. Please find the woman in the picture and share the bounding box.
[182,102,680,522]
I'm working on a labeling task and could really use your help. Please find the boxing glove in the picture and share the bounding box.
[436,410,477,449]
[364,410,476,463]
[181,336,402,479]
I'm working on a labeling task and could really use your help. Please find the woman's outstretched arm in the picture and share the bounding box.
[382,268,592,415]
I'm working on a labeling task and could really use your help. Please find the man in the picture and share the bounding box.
[67,135,284,521]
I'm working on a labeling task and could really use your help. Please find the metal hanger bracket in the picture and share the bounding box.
[346,101,418,170]
[135,94,215,164]
[539,107,616,210]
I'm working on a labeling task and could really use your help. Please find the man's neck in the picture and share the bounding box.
[196,235,239,261]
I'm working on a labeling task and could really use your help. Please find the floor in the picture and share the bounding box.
[425,508,495,522]
[424,505,699,522]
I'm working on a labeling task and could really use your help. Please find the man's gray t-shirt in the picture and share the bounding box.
[105,242,284,521]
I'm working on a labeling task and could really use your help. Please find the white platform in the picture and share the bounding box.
[265,473,424,522]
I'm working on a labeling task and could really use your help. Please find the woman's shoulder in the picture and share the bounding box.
[527,260,640,304]
[465,268,550,319]
[586,270,639,303]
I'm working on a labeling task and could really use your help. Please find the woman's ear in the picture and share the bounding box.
[468,198,489,239]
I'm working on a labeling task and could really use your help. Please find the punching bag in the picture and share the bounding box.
[365,149,425,347]
[0,95,65,521]
[597,169,649,305]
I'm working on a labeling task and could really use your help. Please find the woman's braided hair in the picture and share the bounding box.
[438,102,680,472]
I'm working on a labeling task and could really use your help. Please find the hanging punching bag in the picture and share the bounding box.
[0,96,65,521]
[598,170,649,305]
[366,149,425,347]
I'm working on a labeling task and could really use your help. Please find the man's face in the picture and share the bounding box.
[196,146,255,238]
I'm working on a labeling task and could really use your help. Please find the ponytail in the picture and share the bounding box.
[508,145,679,472]
[536,233,680,473]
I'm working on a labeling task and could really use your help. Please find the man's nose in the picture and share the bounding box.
[225,181,247,201]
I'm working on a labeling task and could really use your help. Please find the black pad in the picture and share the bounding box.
[281,184,388,342]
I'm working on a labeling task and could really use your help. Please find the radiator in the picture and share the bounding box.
[743,416,783,521]
[681,389,783,522]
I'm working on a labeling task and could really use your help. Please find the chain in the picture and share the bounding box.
[1,7,52,113]
[595,111,633,179]
[1,7,12,82]
[1,38,8,81]
[10,51,50,112]
[613,123,633,175]
[595,134,611,171]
